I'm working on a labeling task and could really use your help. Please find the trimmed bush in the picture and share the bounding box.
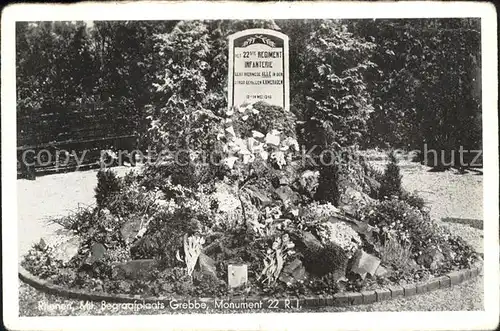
[302,243,349,277]
[357,199,447,257]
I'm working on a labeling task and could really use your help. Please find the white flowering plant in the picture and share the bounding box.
[316,221,362,258]
[357,199,454,260]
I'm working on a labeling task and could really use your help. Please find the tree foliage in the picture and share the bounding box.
[348,19,481,152]
[17,19,482,159]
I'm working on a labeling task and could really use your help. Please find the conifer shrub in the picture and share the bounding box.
[95,169,122,208]
[379,151,402,198]
[314,160,340,206]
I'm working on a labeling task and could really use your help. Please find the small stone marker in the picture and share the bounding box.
[228,29,289,111]
[228,264,248,288]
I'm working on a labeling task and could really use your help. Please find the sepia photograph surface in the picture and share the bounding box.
[2,2,498,331]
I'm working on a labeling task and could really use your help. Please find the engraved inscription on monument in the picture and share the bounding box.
[228,29,290,111]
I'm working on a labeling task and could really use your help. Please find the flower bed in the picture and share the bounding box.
[21,103,479,301]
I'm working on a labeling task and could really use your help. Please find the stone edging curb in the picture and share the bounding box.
[19,263,482,309]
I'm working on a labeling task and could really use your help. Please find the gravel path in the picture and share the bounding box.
[17,161,484,313]
[17,166,134,258]
[369,160,483,221]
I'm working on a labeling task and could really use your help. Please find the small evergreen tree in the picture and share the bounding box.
[380,151,402,198]
[95,169,122,208]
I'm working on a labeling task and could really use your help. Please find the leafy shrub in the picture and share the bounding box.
[95,169,122,208]
[130,208,204,265]
[361,158,384,183]
[441,235,478,271]
[379,152,402,198]
[104,181,162,219]
[21,241,64,279]
[289,20,375,149]
[53,206,96,234]
[192,274,227,297]
[314,148,376,205]
[357,199,450,259]
[302,243,348,277]
[401,190,426,210]
[305,273,341,295]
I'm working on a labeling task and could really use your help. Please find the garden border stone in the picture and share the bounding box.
[18,262,483,310]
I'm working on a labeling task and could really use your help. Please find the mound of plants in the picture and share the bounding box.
[21,102,479,300]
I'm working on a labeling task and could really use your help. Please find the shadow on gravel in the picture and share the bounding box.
[442,217,483,230]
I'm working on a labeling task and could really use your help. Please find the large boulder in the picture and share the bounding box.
[336,217,379,252]
[316,221,362,258]
[85,242,107,264]
[374,265,390,277]
[243,185,272,207]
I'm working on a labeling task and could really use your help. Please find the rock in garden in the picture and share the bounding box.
[243,186,272,207]
[350,250,381,279]
[374,265,390,277]
[316,221,362,258]
[275,186,300,206]
[225,126,236,139]
[86,242,107,264]
[196,252,217,279]
[112,259,157,280]
[278,175,290,186]
[340,218,378,248]
[120,217,144,244]
[417,247,445,270]
[339,187,374,208]
[279,258,307,284]
[252,130,265,139]
[52,236,82,264]
[299,231,324,251]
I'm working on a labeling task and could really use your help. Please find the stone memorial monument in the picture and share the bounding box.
[228,28,289,111]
